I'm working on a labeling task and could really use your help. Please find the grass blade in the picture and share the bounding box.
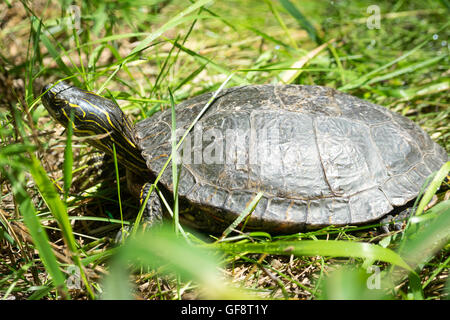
[129,0,214,56]
[63,111,74,202]
[169,88,181,237]
[215,240,413,271]
[400,202,450,299]
[264,0,298,49]
[6,172,68,297]
[366,55,447,85]
[27,154,95,299]
[219,192,264,240]
[170,40,247,84]
[415,161,449,216]
[174,63,207,92]
[170,87,182,298]
[30,18,81,87]
[279,0,322,44]
[338,22,449,91]
[279,38,334,83]
[132,74,235,235]
[112,143,124,243]
[28,155,77,251]
[401,201,450,268]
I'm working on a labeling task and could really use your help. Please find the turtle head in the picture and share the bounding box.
[42,81,147,171]
[42,82,123,132]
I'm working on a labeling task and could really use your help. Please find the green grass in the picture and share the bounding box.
[0,0,449,300]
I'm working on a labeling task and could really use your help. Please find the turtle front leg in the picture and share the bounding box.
[115,183,163,242]
[115,171,164,242]
[125,169,164,227]
[378,208,412,234]
[139,182,164,227]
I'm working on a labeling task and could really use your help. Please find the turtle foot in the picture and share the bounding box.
[379,208,412,234]
[115,183,163,243]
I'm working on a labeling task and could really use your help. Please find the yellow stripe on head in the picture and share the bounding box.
[42,81,148,171]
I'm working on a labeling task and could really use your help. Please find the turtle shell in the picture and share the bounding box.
[134,85,447,232]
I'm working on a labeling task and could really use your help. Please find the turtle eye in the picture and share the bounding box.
[42,84,52,95]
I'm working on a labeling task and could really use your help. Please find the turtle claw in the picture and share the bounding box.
[379,215,402,234]
[378,208,412,234]
[114,225,131,243]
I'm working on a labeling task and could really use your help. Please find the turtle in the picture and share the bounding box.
[41,82,448,234]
